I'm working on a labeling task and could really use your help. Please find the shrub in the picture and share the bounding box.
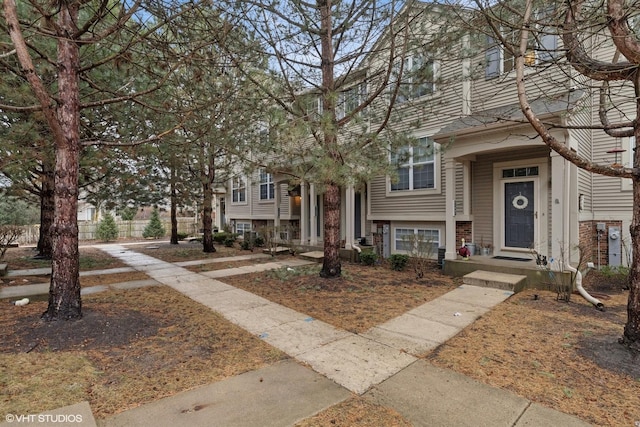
[95,213,119,242]
[142,208,165,239]
[254,236,265,247]
[213,232,237,244]
[389,254,409,271]
[359,250,377,266]
[0,225,23,262]
[240,240,252,250]
[176,232,189,241]
[224,237,235,247]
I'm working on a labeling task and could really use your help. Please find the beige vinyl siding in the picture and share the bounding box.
[278,183,291,218]
[471,156,493,245]
[369,151,447,220]
[455,162,464,214]
[473,147,551,248]
[568,94,594,213]
[250,177,275,219]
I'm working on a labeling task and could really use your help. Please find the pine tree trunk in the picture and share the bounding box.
[201,181,215,253]
[36,163,55,259]
[170,167,178,245]
[42,3,81,321]
[320,182,341,278]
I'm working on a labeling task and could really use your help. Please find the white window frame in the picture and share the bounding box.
[259,169,275,200]
[235,222,251,235]
[394,227,440,255]
[388,136,438,194]
[390,55,437,104]
[231,176,247,204]
[338,82,368,119]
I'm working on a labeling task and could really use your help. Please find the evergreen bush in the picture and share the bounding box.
[389,254,409,271]
[95,213,119,242]
[213,232,237,244]
[142,208,165,239]
[359,250,377,266]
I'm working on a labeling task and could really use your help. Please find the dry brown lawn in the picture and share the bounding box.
[1,242,639,426]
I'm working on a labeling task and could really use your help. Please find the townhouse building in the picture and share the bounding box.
[224,2,634,271]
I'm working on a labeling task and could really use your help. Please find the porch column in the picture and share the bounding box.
[274,181,281,228]
[300,181,308,244]
[550,152,565,262]
[345,185,355,248]
[359,191,366,238]
[462,160,471,216]
[445,158,457,260]
[310,183,318,245]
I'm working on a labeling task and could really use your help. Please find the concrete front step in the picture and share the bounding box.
[299,251,324,263]
[463,270,527,292]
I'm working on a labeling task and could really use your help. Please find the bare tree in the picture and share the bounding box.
[469,0,640,349]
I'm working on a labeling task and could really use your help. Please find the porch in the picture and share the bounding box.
[443,254,572,292]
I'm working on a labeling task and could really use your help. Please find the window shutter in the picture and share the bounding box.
[485,35,500,79]
[538,32,558,62]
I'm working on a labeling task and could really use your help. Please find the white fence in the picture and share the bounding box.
[16,218,199,245]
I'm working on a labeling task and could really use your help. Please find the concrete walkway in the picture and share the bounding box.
[1,244,591,427]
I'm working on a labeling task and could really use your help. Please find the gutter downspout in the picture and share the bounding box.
[563,157,604,310]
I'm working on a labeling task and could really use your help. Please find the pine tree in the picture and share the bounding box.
[95,212,118,242]
[143,208,165,239]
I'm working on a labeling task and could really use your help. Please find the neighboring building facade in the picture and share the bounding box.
[224,2,634,268]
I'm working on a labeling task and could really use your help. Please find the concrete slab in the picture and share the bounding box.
[463,270,527,291]
[515,402,591,426]
[200,268,248,278]
[260,318,351,357]
[298,335,416,394]
[365,360,529,427]
[361,326,441,355]
[299,251,324,262]
[6,267,51,277]
[0,401,97,427]
[173,279,236,296]
[262,246,290,255]
[440,285,513,308]
[174,254,270,267]
[80,267,136,276]
[373,314,462,345]
[222,303,309,333]
[408,297,490,328]
[101,360,351,427]
[0,283,48,300]
[193,288,271,315]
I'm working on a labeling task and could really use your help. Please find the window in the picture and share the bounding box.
[395,228,440,254]
[390,137,436,191]
[259,169,275,200]
[391,56,436,103]
[232,176,246,203]
[235,222,251,235]
[485,20,558,78]
[338,82,368,119]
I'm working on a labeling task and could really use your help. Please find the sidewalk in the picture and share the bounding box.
[1,244,591,427]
